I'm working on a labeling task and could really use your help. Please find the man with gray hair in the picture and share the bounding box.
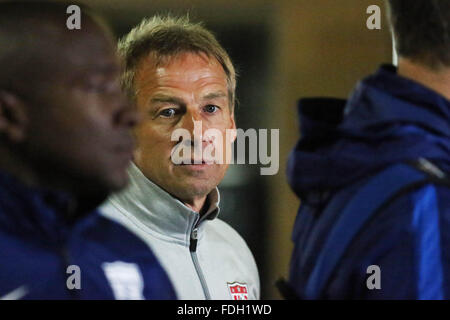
[101,15,260,300]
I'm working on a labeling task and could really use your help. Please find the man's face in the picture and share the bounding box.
[133,52,236,202]
[21,28,137,195]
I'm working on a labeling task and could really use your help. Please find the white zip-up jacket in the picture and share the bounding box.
[100,163,260,300]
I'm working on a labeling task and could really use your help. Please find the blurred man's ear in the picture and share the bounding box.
[0,90,29,143]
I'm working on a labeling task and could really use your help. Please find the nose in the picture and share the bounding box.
[180,111,198,133]
[114,94,141,129]
[178,112,212,150]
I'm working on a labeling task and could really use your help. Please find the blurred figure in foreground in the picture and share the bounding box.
[0,1,176,299]
[285,0,450,299]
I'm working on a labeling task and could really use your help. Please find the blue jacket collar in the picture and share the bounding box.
[0,170,99,242]
[342,64,450,138]
[287,65,450,202]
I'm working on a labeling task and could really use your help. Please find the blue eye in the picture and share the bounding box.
[204,105,219,113]
[159,108,176,118]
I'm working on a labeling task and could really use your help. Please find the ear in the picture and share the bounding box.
[0,90,29,143]
[228,109,237,143]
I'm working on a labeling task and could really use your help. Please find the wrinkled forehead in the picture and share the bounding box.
[134,51,228,90]
[137,51,220,72]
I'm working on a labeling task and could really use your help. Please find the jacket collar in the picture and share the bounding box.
[0,170,100,242]
[342,64,450,137]
[287,64,450,202]
[107,162,220,244]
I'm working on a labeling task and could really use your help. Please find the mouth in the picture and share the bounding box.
[115,149,133,166]
[178,164,210,172]
[113,142,135,166]
[175,159,214,170]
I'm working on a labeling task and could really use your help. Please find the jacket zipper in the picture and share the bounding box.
[189,218,211,300]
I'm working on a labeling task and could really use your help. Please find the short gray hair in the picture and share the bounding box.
[118,15,237,109]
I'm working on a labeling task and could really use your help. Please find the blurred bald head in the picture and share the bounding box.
[0,1,138,200]
[0,1,113,92]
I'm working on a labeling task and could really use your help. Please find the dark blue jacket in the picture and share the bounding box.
[287,65,450,299]
[0,172,177,299]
